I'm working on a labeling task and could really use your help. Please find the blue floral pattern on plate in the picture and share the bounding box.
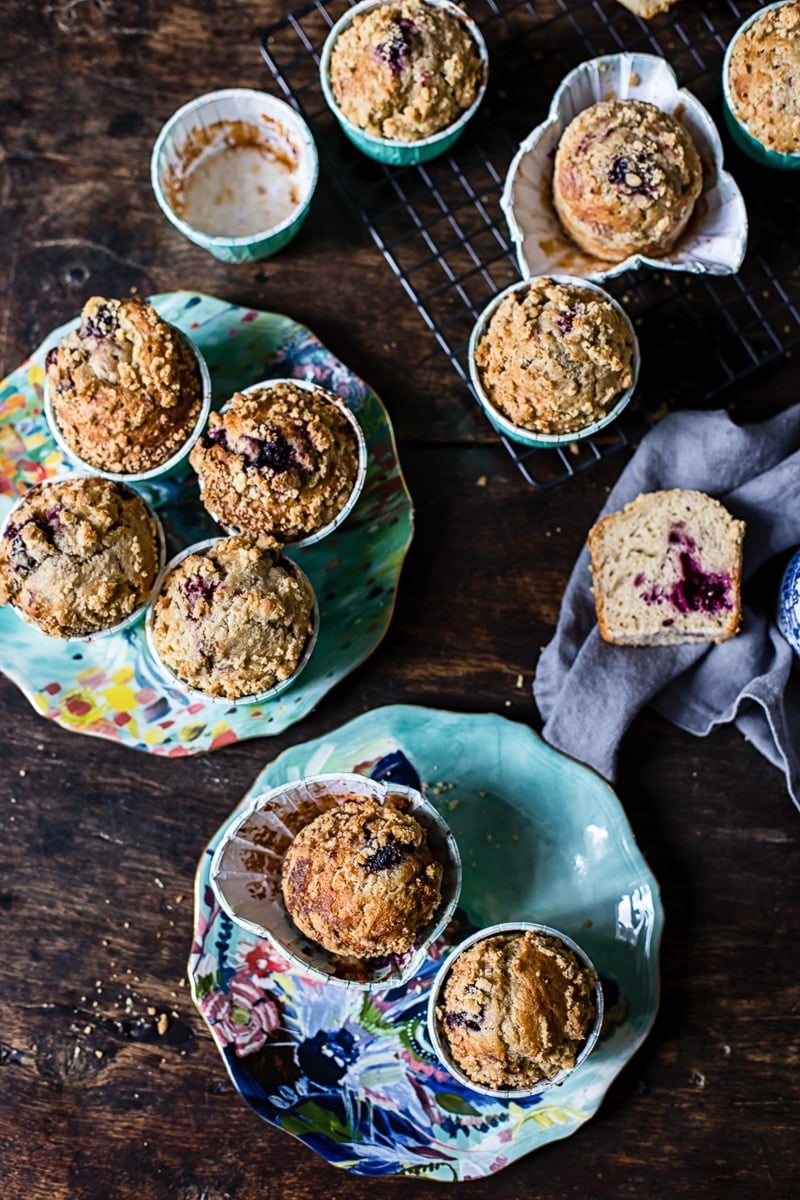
[189,705,663,1181]
[0,293,413,755]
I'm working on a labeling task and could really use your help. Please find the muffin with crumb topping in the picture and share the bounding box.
[553,98,703,263]
[726,0,800,156]
[437,927,599,1090]
[148,535,316,700]
[45,295,204,476]
[190,382,362,544]
[281,795,443,958]
[328,0,483,141]
[0,475,161,639]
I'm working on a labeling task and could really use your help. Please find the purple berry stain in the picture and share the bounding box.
[557,307,576,334]
[638,523,732,616]
[80,303,118,341]
[241,433,293,474]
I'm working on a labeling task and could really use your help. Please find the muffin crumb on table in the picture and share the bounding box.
[281,796,443,958]
[328,0,483,140]
[46,295,203,475]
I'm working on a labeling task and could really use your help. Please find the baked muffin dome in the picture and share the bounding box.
[438,928,598,1089]
[553,98,703,263]
[727,0,800,154]
[46,295,203,475]
[328,0,483,141]
[0,476,161,639]
[473,278,635,435]
[148,535,316,700]
[281,796,443,958]
[190,382,361,544]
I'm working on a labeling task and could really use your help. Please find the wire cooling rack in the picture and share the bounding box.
[260,0,800,489]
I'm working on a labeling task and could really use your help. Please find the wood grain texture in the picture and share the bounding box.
[1,2,799,1198]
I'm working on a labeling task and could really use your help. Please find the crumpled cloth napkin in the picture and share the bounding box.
[533,405,800,811]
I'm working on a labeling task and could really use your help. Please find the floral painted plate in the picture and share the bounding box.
[0,293,413,755]
[190,705,662,1181]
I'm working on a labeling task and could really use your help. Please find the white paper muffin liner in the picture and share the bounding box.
[0,474,166,642]
[427,921,604,1098]
[502,52,748,283]
[144,536,319,706]
[197,377,368,548]
[151,88,318,262]
[210,772,463,990]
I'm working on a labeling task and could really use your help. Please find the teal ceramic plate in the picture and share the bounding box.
[189,705,662,1181]
[0,293,413,755]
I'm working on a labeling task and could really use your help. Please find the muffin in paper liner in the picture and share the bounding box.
[44,312,211,485]
[722,1,800,171]
[144,536,319,706]
[151,88,319,261]
[502,52,748,283]
[0,474,166,643]
[193,377,368,548]
[427,921,604,1098]
[468,274,640,449]
[319,0,489,166]
[209,771,462,990]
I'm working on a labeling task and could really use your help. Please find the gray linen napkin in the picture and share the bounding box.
[533,405,800,811]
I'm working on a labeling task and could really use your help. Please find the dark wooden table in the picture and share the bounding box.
[2,2,798,1197]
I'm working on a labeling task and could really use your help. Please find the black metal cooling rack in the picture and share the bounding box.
[260,0,800,489]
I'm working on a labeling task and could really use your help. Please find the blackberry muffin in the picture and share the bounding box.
[46,295,204,475]
[328,0,483,141]
[473,279,635,435]
[553,98,703,263]
[148,535,316,700]
[281,796,444,958]
[189,382,362,543]
[727,0,800,154]
[0,476,161,639]
[438,928,598,1090]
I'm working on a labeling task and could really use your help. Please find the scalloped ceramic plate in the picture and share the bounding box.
[502,52,748,283]
[0,293,413,755]
[189,705,663,1181]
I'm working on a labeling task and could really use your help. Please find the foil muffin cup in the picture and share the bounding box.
[151,88,319,261]
[427,921,604,1099]
[502,52,748,283]
[722,2,800,171]
[209,771,462,990]
[197,377,369,548]
[0,475,166,642]
[144,536,319,706]
[44,318,212,485]
[468,275,640,449]
[319,0,489,166]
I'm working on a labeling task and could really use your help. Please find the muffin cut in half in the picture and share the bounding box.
[588,488,745,646]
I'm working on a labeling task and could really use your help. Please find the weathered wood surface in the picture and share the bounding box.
[1,2,798,1198]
